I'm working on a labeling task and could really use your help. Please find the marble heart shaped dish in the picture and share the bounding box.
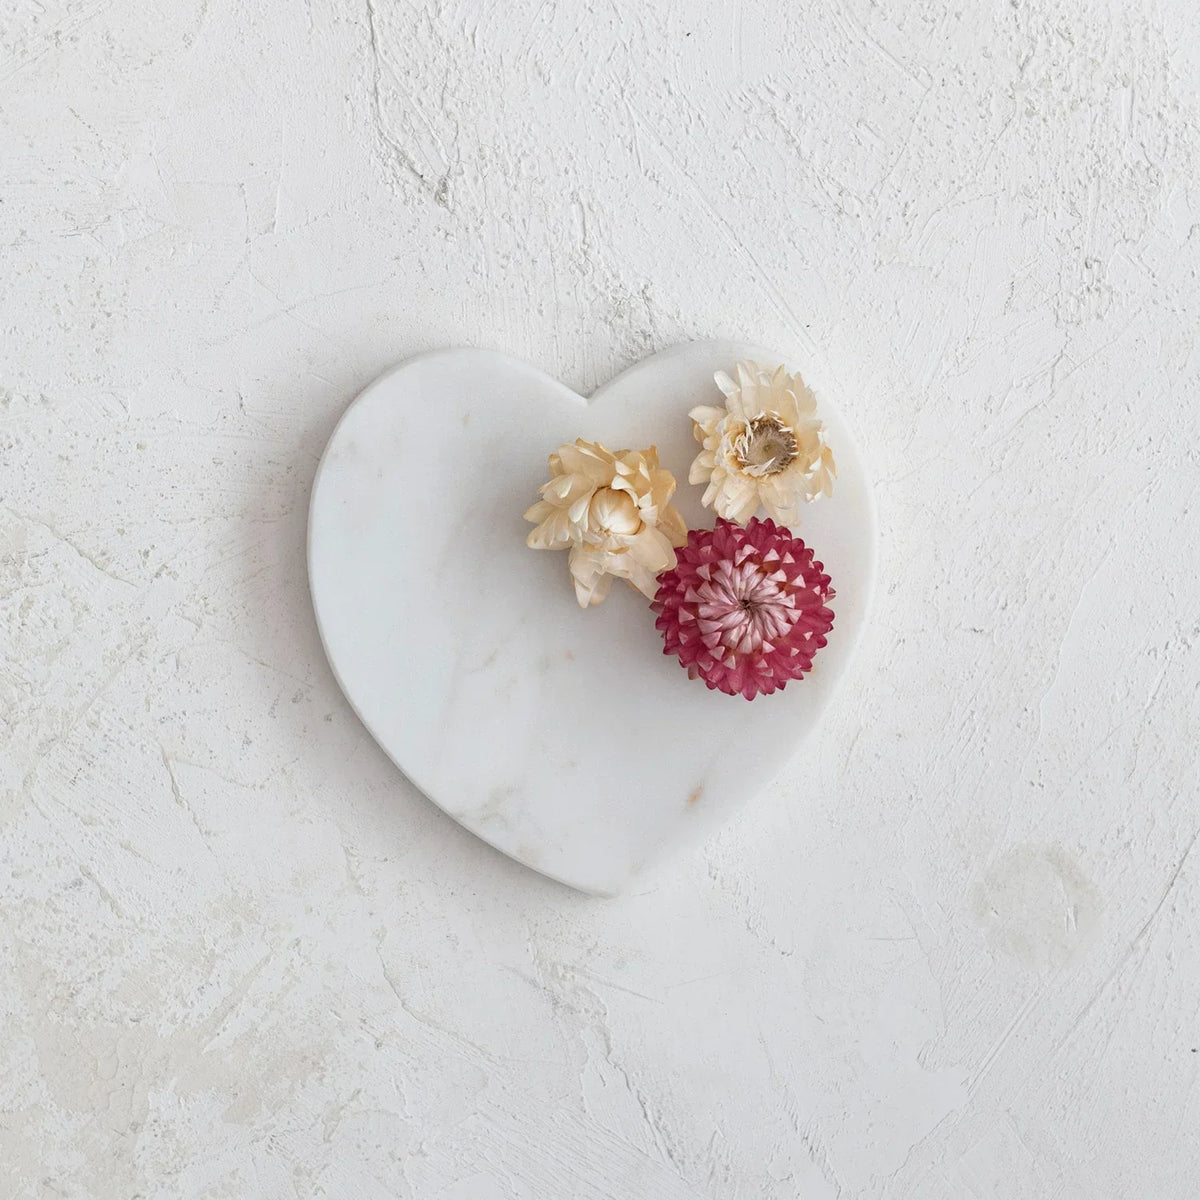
[308,341,876,895]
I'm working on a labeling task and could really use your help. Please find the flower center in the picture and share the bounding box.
[693,559,797,655]
[734,414,798,477]
[588,486,641,536]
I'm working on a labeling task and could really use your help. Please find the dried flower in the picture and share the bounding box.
[689,361,836,526]
[525,439,688,607]
[651,517,834,699]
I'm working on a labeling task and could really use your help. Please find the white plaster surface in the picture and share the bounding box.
[1,1,1198,1196]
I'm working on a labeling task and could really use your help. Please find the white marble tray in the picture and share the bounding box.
[308,342,876,894]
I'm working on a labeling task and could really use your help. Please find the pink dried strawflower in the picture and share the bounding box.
[651,517,835,700]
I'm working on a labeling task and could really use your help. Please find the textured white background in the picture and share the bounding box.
[2,1,1199,1196]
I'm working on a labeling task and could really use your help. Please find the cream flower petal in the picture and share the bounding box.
[543,476,597,515]
[756,477,800,527]
[792,380,818,416]
[655,503,689,549]
[570,548,614,607]
[626,528,675,572]
[570,441,617,479]
[644,471,678,523]
[729,481,761,525]
[525,506,575,550]
[772,385,801,426]
[523,498,554,523]
[714,371,737,399]
[542,474,575,502]
[624,560,663,601]
[724,365,756,418]
[566,490,594,527]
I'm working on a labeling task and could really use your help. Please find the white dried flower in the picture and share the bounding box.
[525,439,688,608]
[689,361,836,526]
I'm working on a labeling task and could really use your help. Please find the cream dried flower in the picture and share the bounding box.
[525,439,688,608]
[689,361,836,526]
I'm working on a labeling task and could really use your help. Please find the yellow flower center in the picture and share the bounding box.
[734,414,799,476]
[588,487,642,536]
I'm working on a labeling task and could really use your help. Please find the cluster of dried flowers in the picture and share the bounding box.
[524,361,837,699]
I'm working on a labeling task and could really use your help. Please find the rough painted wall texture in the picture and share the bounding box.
[2,1,1198,1196]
